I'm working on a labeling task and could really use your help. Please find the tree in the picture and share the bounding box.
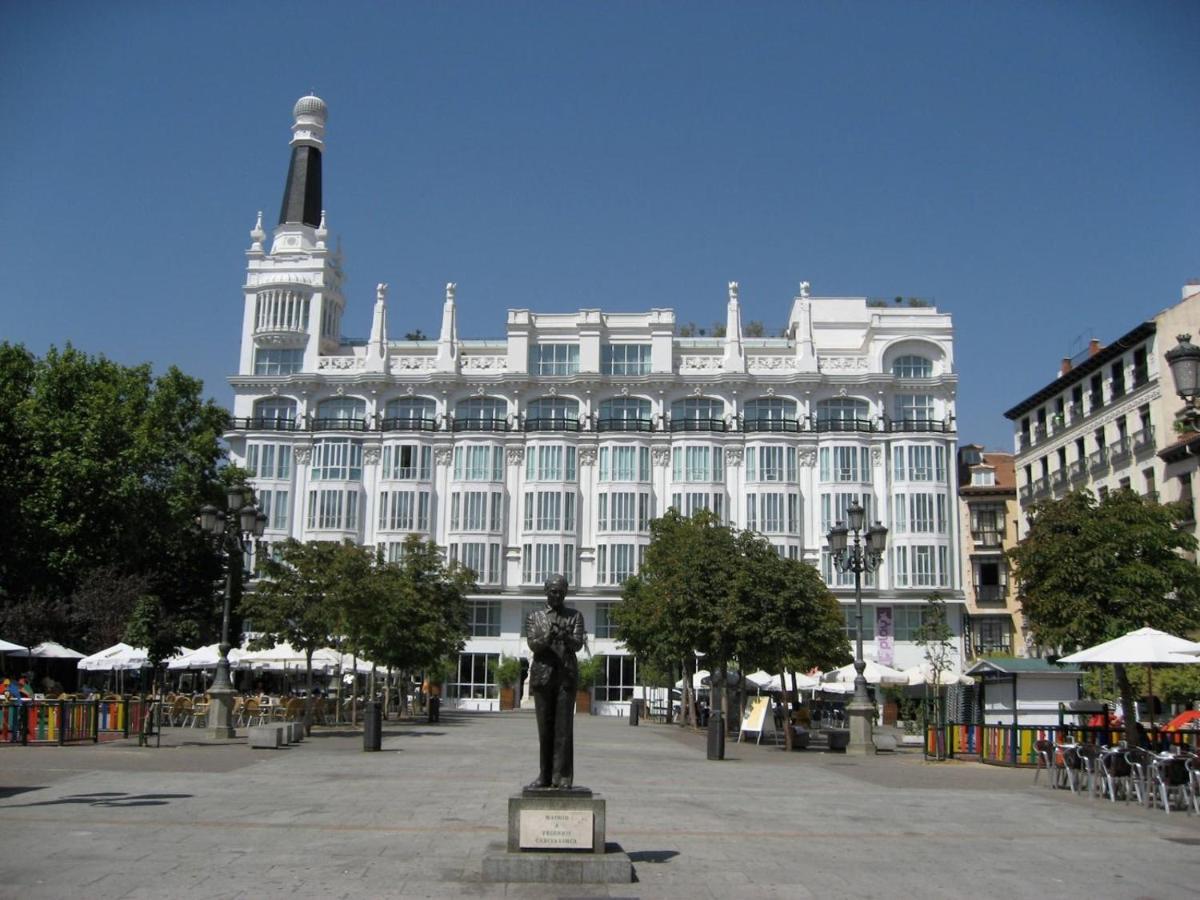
[1008,489,1200,744]
[240,539,372,719]
[123,594,185,693]
[0,343,230,650]
[403,329,429,341]
[743,320,766,337]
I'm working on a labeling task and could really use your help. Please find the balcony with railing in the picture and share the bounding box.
[886,417,954,434]
[1068,401,1084,422]
[1089,448,1109,471]
[1068,459,1088,481]
[523,417,582,433]
[742,417,804,433]
[1050,468,1069,489]
[668,417,728,434]
[972,529,1003,547]
[974,584,1008,606]
[813,417,875,434]
[1032,476,1052,498]
[379,416,438,433]
[310,417,369,432]
[973,639,1013,656]
[1109,437,1132,463]
[1017,432,1032,451]
[451,417,510,433]
[1133,427,1156,455]
[595,417,655,433]
[230,416,301,432]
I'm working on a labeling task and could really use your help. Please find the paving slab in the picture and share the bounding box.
[0,713,1196,899]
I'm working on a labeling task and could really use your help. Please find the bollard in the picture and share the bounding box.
[427,696,440,724]
[629,699,641,727]
[706,711,725,760]
[363,700,382,752]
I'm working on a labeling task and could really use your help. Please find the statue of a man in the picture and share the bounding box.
[524,574,586,789]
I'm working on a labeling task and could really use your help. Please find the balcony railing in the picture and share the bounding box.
[1051,469,1068,487]
[1033,423,1047,441]
[743,417,803,433]
[974,585,1008,605]
[813,418,875,434]
[451,417,510,433]
[972,529,1002,547]
[310,417,369,432]
[1068,401,1083,422]
[1109,437,1132,462]
[230,417,300,432]
[524,417,582,433]
[886,418,954,434]
[379,416,438,432]
[973,640,1013,656]
[668,417,728,433]
[595,417,655,433]
[1068,459,1087,480]
[1133,427,1156,454]
[1019,483,1034,501]
[1089,448,1109,471]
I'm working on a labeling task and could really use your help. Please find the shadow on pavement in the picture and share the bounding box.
[0,791,192,809]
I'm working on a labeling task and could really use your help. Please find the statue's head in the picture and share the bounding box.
[544,574,568,609]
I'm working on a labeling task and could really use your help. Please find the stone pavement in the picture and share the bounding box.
[0,712,1197,899]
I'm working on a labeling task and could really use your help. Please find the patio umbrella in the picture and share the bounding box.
[902,662,975,687]
[77,643,149,671]
[746,670,820,692]
[0,638,27,654]
[166,643,247,671]
[29,641,84,659]
[822,660,909,686]
[1058,627,1200,726]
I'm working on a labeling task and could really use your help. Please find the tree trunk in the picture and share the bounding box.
[781,669,793,751]
[683,656,698,731]
[1114,662,1139,747]
[717,661,728,730]
[304,650,314,735]
[664,663,674,725]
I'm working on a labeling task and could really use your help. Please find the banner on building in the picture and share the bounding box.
[876,605,895,667]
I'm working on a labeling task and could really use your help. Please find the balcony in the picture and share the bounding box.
[1133,427,1156,454]
[1068,459,1088,481]
[1033,423,1047,442]
[379,416,438,433]
[972,529,1002,547]
[668,417,728,433]
[1051,469,1069,488]
[596,417,654,433]
[524,417,582,433]
[973,640,1013,656]
[1088,391,1103,411]
[743,417,803,433]
[974,584,1008,605]
[814,418,876,434]
[1089,448,1109,471]
[1109,437,1132,463]
[310,417,369,432]
[1032,476,1052,498]
[1019,483,1034,502]
[887,418,954,434]
[230,416,300,432]
[1068,401,1083,422]
[451,417,510,433]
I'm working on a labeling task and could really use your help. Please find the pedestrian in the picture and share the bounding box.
[7,675,30,743]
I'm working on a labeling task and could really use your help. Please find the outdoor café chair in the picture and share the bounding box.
[1033,739,1059,788]
[186,700,209,729]
[1058,745,1085,794]
[1125,748,1156,807]
[1150,755,1191,814]
[1077,744,1104,797]
[1098,746,1133,802]
[1185,756,1200,815]
[170,697,191,727]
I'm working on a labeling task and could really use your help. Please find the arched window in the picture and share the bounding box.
[598,397,653,432]
[525,397,581,432]
[892,355,933,378]
[743,397,799,432]
[670,397,726,433]
[314,397,367,430]
[814,398,872,433]
[253,397,297,429]
[383,396,437,431]
[454,396,508,432]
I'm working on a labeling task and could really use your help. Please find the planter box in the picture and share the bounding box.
[499,686,517,711]
[575,690,591,715]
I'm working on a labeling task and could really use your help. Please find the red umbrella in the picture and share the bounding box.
[1163,710,1200,732]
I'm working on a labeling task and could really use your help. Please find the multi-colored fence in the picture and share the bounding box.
[1,697,155,745]
[925,722,1194,766]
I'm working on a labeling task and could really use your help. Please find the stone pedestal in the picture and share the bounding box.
[481,789,632,884]
[206,688,236,740]
[846,699,875,755]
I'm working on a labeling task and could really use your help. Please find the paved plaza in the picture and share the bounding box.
[0,712,1197,899]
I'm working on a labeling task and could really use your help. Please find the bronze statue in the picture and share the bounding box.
[524,574,586,790]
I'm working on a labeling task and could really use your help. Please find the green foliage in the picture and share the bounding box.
[1083,664,1200,706]
[576,654,605,686]
[123,594,184,669]
[0,343,230,651]
[494,654,522,688]
[916,592,954,683]
[1008,489,1200,648]
[426,657,457,687]
[743,320,766,337]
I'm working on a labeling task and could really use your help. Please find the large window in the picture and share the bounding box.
[523,490,576,531]
[746,493,797,534]
[842,606,875,641]
[381,444,431,480]
[449,653,498,701]
[315,397,366,424]
[602,344,652,375]
[597,491,650,532]
[450,491,504,532]
[378,490,431,532]
[594,655,637,702]
[254,348,303,376]
[448,541,502,585]
[455,396,508,426]
[599,445,651,482]
[819,492,873,534]
[596,543,641,585]
[257,489,290,531]
[246,443,292,480]
[468,600,501,637]
[306,488,359,530]
[892,444,947,482]
[746,446,795,482]
[892,493,947,534]
[525,445,577,482]
[253,397,297,425]
[311,439,363,480]
[743,398,798,429]
[525,397,580,427]
[815,398,871,431]
[530,344,580,376]
[819,446,871,482]
[894,394,936,424]
[597,397,653,430]
[892,544,950,587]
[384,396,436,426]
[594,602,618,639]
[892,355,933,378]
[453,444,504,481]
[671,446,723,482]
[670,491,724,521]
[670,397,724,423]
[522,542,576,585]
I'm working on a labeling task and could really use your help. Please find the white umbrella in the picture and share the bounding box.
[0,638,27,653]
[77,643,149,671]
[167,643,247,671]
[902,662,975,687]
[822,660,909,686]
[29,641,85,659]
[238,643,359,673]
[747,670,820,691]
[1057,627,1200,665]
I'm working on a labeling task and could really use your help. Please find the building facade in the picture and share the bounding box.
[1003,287,1200,544]
[227,96,967,710]
[957,445,1024,659]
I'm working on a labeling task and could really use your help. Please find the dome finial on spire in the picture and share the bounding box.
[279,95,326,228]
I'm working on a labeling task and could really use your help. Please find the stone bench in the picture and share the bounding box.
[826,729,850,751]
[287,722,304,743]
[874,734,898,753]
[249,724,285,749]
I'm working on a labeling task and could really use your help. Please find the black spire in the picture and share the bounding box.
[278,145,323,227]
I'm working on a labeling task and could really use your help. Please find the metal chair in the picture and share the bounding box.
[1150,755,1191,814]
[1077,744,1104,797]
[1185,756,1200,815]
[1033,739,1058,788]
[1059,745,1084,794]
[1125,748,1156,806]
[1098,746,1132,802]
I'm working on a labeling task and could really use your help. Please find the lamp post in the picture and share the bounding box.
[199,486,267,739]
[827,502,888,755]
[1165,333,1200,430]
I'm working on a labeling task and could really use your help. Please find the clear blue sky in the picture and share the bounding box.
[2,2,1197,449]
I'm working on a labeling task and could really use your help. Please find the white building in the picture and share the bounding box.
[227,96,966,711]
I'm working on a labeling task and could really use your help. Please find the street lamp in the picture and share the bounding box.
[199,486,267,738]
[827,502,888,755]
[1165,333,1200,430]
